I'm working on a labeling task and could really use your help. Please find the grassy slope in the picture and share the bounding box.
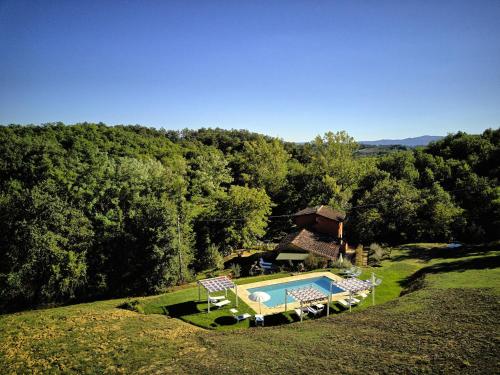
[1,244,499,374]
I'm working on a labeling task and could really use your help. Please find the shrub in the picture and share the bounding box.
[119,299,144,314]
[203,244,225,271]
[369,243,385,266]
[331,256,353,269]
[341,257,352,269]
[230,263,241,278]
[304,254,328,270]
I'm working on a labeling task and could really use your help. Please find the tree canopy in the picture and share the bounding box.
[0,123,498,311]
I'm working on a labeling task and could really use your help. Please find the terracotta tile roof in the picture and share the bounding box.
[276,229,341,260]
[292,205,346,222]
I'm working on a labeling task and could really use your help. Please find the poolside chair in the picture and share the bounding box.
[229,308,251,322]
[259,260,275,274]
[307,306,321,317]
[313,303,325,312]
[337,297,360,309]
[259,257,273,267]
[346,268,362,278]
[234,313,251,322]
[356,291,369,299]
[212,299,230,308]
[208,296,225,303]
[340,266,356,276]
[293,307,308,318]
[255,314,264,326]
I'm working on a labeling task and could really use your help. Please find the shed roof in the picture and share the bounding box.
[276,229,341,260]
[276,252,310,261]
[293,205,346,222]
[197,276,235,293]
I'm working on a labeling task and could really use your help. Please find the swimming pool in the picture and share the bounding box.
[247,276,345,308]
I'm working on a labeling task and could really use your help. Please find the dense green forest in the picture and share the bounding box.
[0,123,498,311]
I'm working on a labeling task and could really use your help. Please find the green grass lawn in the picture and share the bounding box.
[1,243,499,374]
[139,271,335,330]
[138,252,424,329]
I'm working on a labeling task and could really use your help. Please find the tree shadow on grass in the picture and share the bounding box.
[392,243,499,263]
[214,316,238,326]
[259,313,292,327]
[399,254,500,295]
[161,301,200,318]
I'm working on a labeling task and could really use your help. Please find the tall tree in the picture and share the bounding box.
[306,131,368,209]
[240,136,290,196]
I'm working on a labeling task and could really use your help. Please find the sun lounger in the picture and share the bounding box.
[234,313,251,322]
[208,296,225,303]
[356,291,369,299]
[337,297,360,308]
[293,308,307,318]
[212,299,230,308]
[314,303,325,311]
[340,267,356,275]
[307,306,321,317]
[230,309,251,322]
[337,299,350,308]
[259,257,273,267]
[346,268,362,278]
[255,314,264,326]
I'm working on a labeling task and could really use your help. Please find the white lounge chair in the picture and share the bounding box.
[293,308,307,318]
[314,303,325,311]
[346,268,362,278]
[259,257,273,267]
[337,297,360,308]
[212,299,230,308]
[340,266,356,275]
[235,313,251,322]
[230,308,251,322]
[356,291,369,299]
[255,314,264,326]
[307,306,321,317]
[208,296,225,303]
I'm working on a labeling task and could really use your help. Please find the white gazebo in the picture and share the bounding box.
[197,276,238,312]
[284,286,328,322]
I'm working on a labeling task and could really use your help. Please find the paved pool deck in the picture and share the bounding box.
[236,271,350,315]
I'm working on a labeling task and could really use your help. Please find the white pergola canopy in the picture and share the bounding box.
[197,276,238,312]
[198,276,235,293]
[334,278,372,293]
[283,274,382,320]
[285,286,328,322]
[286,287,327,303]
[334,276,379,312]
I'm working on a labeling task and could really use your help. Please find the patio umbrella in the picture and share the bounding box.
[248,291,271,314]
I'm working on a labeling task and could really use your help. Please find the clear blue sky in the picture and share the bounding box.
[1,1,499,141]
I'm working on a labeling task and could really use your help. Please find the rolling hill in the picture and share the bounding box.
[360,135,443,147]
[1,243,498,374]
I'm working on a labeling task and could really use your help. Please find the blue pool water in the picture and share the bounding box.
[247,276,344,308]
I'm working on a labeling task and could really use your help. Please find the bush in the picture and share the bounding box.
[119,299,144,314]
[331,256,353,269]
[230,263,241,278]
[203,244,225,271]
[341,257,352,269]
[304,254,328,270]
[369,243,386,266]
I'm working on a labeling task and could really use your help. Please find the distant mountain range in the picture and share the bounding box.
[359,135,443,147]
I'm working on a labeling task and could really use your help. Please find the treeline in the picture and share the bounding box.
[0,123,498,311]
